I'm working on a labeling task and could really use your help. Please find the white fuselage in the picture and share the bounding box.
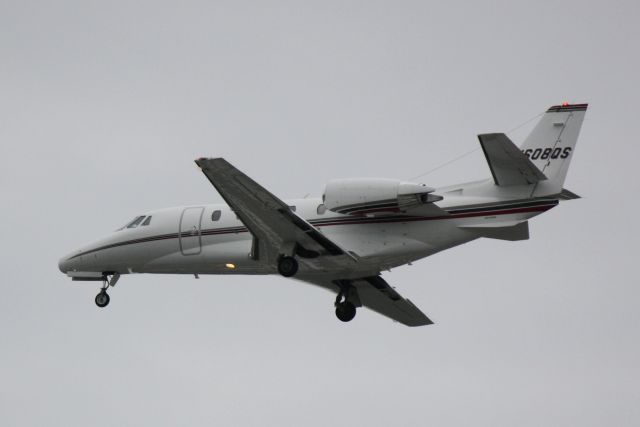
[58,180,557,279]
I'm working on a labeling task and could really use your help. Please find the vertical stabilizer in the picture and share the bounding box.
[521,103,587,197]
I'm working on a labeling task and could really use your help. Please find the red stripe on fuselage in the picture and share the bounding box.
[67,202,556,259]
[313,203,556,227]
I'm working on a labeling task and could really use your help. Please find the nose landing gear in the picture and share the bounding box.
[95,273,120,308]
[95,291,110,308]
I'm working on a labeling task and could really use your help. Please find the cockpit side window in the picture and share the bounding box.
[211,210,221,221]
[126,216,145,229]
[141,216,152,226]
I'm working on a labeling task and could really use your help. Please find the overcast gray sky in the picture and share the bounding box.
[1,1,639,425]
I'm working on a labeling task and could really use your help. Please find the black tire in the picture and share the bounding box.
[277,256,298,277]
[335,301,356,322]
[95,292,110,308]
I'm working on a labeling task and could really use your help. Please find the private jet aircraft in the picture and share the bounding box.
[59,103,587,326]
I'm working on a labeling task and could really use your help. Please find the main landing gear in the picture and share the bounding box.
[334,283,358,323]
[277,256,299,277]
[335,301,356,322]
[274,251,358,323]
[95,273,120,308]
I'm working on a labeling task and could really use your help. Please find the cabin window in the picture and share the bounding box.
[126,216,145,229]
[141,216,152,226]
[317,204,327,215]
[289,205,296,212]
[211,210,221,221]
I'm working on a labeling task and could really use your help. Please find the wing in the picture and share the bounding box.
[195,158,430,326]
[304,275,433,327]
[478,133,547,186]
[195,158,356,268]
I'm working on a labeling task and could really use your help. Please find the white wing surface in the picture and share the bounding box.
[195,158,356,268]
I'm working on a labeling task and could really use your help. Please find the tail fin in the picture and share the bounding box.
[521,103,588,197]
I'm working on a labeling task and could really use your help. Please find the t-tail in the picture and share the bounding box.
[521,103,587,197]
[478,103,587,199]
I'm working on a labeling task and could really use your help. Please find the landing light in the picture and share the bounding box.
[225,263,236,269]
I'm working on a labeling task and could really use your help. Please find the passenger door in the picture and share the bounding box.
[179,207,204,255]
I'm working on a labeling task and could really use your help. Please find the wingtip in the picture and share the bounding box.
[405,318,434,327]
[194,157,226,167]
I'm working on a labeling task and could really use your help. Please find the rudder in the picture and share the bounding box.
[521,103,587,197]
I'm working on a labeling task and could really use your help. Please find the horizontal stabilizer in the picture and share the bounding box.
[558,188,581,200]
[479,133,547,186]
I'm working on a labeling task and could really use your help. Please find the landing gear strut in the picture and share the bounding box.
[277,256,298,277]
[334,283,357,322]
[95,273,119,308]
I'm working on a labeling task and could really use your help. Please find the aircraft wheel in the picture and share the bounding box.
[277,256,298,277]
[335,301,356,322]
[95,291,110,308]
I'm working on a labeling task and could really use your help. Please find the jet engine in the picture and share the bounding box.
[322,178,443,216]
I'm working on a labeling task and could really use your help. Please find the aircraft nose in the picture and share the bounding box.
[58,256,70,274]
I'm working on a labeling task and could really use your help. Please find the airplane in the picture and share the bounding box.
[58,103,587,326]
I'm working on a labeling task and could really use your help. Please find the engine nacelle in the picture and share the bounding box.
[323,178,442,216]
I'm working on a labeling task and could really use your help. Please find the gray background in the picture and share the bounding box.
[1,1,638,425]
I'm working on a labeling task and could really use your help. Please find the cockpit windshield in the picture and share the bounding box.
[117,215,146,231]
[127,216,146,228]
